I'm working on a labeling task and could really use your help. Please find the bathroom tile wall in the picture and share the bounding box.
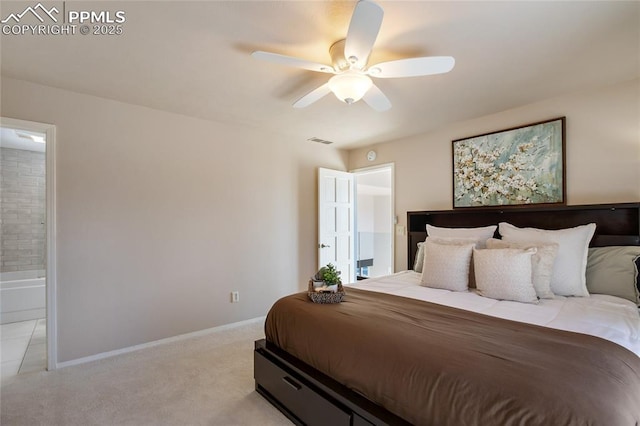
[0,147,46,272]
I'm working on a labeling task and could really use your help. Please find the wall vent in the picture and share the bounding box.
[307,137,333,145]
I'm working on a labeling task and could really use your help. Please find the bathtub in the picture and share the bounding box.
[0,270,46,324]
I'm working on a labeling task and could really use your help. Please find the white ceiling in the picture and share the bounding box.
[357,167,392,194]
[1,1,638,149]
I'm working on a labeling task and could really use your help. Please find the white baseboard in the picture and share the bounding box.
[56,316,265,369]
[1,308,46,325]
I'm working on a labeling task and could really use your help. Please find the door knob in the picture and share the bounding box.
[319,244,331,248]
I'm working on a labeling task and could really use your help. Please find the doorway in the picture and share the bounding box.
[354,165,394,279]
[317,165,394,283]
[0,117,57,374]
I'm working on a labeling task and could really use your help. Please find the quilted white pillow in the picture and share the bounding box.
[414,237,476,273]
[420,239,474,291]
[427,236,484,288]
[486,239,558,299]
[498,222,596,297]
[474,247,539,304]
[426,224,497,248]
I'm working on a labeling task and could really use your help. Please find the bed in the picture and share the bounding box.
[254,203,640,425]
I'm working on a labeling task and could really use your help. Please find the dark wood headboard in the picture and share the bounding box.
[407,203,640,270]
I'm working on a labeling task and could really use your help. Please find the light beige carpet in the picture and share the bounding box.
[1,320,291,425]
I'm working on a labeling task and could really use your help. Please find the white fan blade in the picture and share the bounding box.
[252,51,335,74]
[362,83,391,111]
[368,56,455,78]
[344,0,384,69]
[293,83,332,108]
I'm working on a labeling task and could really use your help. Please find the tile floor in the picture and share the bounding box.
[1,319,46,381]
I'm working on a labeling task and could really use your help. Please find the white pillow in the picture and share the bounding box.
[413,241,425,273]
[486,239,558,299]
[426,224,497,249]
[498,222,596,297]
[428,236,479,246]
[420,239,474,291]
[474,247,539,304]
[414,237,476,273]
[427,236,483,288]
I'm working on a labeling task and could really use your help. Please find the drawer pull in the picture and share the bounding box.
[282,376,302,391]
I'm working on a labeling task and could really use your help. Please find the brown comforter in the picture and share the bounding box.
[265,288,640,426]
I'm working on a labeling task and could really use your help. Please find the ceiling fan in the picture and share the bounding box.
[252,0,454,111]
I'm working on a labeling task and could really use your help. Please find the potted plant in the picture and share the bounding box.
[313,263,342,292]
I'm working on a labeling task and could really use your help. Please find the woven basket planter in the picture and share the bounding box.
[307,281,345,304]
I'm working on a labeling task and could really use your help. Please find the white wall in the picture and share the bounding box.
[356,194,375,234]
[371,194,392,276]
[356,194,374,261]
[356,165,394,276]
[349,79,640,271]
[1,77,347,362]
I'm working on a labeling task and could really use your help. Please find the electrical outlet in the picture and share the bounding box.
[231,291,240,303]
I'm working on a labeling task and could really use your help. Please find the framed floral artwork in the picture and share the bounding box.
[452,117,565,208]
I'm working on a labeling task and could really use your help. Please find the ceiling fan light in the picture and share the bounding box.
[328,71,373,104]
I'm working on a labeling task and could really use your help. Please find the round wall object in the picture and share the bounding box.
[367,150,377,161]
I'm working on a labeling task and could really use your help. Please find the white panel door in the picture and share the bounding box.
[318,168,355,284]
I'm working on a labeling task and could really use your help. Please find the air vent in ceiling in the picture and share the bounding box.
[307,137,333,145]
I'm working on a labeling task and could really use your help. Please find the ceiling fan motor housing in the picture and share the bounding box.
[329,39,351,72]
